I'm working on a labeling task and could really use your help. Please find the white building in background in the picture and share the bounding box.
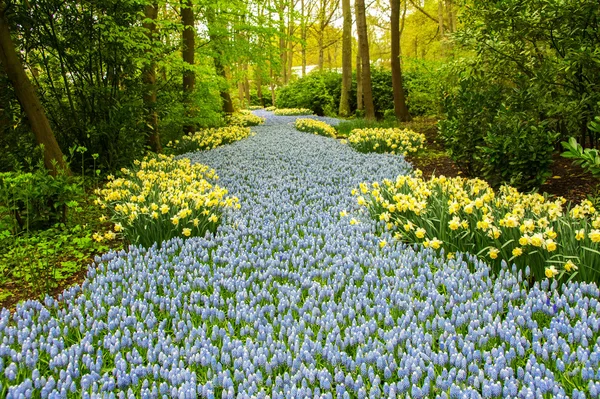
[290,65,344,78]
[290,65,318,78]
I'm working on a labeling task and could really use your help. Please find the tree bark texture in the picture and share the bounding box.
[0,4,69,175]
[142,3,162,152]
[339,0,352,116]
[390,0,411,121]
[182,0,195,135]
[355,0,375,120]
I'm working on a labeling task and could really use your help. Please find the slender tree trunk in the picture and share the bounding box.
[270,63,276,105]
[391,0,410,121]
[216,61,234,113]
[181,0,195,135]
[256,69,265,107]
[339,0,351,116]
[446,0,455,33]
[244,64,251,106]
[0,5,69,175]
[142,3,162,152]
[356,38,363,111]
[278,0,287,84]
[355,0,375,120]
[207,8,235,114]
[301,0,307,76]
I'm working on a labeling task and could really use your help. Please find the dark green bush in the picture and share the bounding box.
[0,165,83,233]
[276,71,342,116]
[277,61,443,119]
[440,65,558,190]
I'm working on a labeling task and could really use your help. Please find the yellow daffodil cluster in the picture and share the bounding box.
[227,111,265,127]
[247,106,263,110]
[294,118,337,138]
[273,108,314,116]
[167,126,253,155]
[95,154,239,247]
[353,173,600,283]
[347,128,425,156]
[265,106,277,111]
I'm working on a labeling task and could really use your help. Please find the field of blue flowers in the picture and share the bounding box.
[1,110,599,398]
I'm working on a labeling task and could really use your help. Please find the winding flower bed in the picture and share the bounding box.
[1,116,599,398]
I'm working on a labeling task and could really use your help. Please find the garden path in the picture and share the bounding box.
[1,111,597,398]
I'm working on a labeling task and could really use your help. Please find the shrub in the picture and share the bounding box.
[439,67,557,190]
[562,118,600,178]
[0,167,82,233]
[348,128,425,156]
[165,126,253,155]
[273,108,314,116]
[295,119,337,138]
[226,111,265,127]
[95,155,239,248]
[276,71,341,116]
[355,173,600,283]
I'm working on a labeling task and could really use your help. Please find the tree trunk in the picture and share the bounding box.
[278,0,287,84]
[339,0,352,116]
[207,8,235,114]
[355,0,375,120]
[256,68,265,107]
[356,37,363,111]
[301,0,307,76]
[0,5,69,175]
[390,0,411,122]
[270,63,276,105]
[244,64,251,106]
[182,0,195,135]
[142,2,162,152]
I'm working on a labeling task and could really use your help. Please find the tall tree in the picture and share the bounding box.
[207,7,235,113]
[390,0,411,121]
[338,0,351,116]
[181,0,195,135]
[0,3,69,175]
[355,0,375,119]
[355,2,363,112]
[142,2,162,152]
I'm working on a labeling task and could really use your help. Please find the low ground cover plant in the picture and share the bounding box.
[294,118,337,138]
[273,108,314,116]
[166,126,253,155]
[226,111,265,127]
[348,127,425,156]
[355,173,600,283]
[95,154,239,248]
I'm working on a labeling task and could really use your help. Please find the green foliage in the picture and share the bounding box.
[562,133,600,179]
[0,197,120,305]
[276,71,341,116]
[0,165,83,233]
[440,62,557,190]
[277,60,443,119]
[402,58,445,117]
[453,0,600,146]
